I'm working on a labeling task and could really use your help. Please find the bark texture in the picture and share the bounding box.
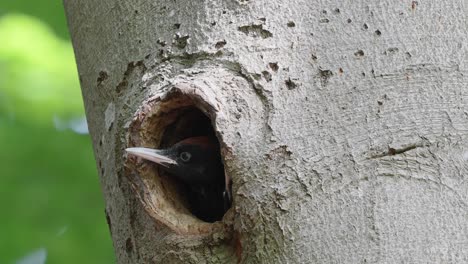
[64,0,468,263]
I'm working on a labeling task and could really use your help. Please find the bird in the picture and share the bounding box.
[126,136,231,222]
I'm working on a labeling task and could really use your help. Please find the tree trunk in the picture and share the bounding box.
[64,1,468,263]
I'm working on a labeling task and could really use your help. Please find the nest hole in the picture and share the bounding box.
[127,89,234,234]
[154,106,229,223]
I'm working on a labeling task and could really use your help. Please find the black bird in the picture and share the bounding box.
[126,136,230,222]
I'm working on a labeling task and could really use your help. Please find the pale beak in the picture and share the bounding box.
[126,147,177,167]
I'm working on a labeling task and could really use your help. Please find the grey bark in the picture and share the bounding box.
[64,0,468,263]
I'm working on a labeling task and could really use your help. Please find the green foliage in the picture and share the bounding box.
[0,0,70,40]
[0,14,82,124]
[0,12,114,264]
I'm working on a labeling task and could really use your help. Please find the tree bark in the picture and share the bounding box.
[64,1,468,263]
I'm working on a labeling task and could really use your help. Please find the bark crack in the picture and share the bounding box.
[368,144,423,159]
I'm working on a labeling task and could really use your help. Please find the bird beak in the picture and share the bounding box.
[125,147,177,167]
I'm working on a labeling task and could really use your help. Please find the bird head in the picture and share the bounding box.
[126,136,223,185]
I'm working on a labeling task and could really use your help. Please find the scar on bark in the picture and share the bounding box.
[116,61,147,93]
[318,68,333,86]
[238,24,273,39]
[97,70,108,85]
[215,40,227,49]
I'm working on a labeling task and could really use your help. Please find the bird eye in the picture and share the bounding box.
[180,151,191,162]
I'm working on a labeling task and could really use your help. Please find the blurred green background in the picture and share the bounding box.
[0,1,114,263]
